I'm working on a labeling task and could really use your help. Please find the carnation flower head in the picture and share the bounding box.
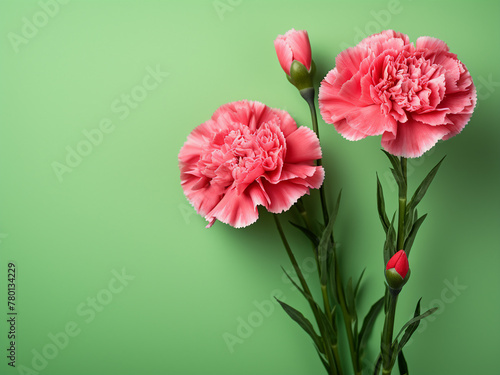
[319,30,476,158]
[179,100,324,228]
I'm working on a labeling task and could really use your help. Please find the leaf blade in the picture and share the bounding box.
[407,156,446,212]
[275,298,325,355]
[403,214,427,256]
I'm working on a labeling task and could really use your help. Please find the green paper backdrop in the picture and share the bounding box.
[1,0,499,374]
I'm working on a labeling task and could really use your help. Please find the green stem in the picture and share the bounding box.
[301,88,329,227]
[381,157,407,374]
[332,344,343,375]
[301,89,346,375]
[396,157,407,250]
[381,292,399,374]
[273,215,338,375]
[335,252,361,375]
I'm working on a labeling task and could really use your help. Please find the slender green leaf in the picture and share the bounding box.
[384,285,389,314]
[328,255,339,303]
[403,214,427,256]
[318,222,334,287]
[354,268,366,299]
[383,214,397,265]
[390,167,407,192]
[281,267,313,304]
[318,191,342,286]
[393,299,438,355]
[315,348,331,373]
[373,354,383,375]
[382,150,403,177]
[359,297,385,353]
[376,174,390,233]
[404,205,414,239]
[318,306,338,343]
[390,339,399,368]
[398,350,409,375]
[275,298,325,354]
[346,277,356,320]
[330,190,342,229]
[407,156,446,212]
[289,221,320,247]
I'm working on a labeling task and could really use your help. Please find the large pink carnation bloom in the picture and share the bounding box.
[319,30,476,157]
[179,100,324,228]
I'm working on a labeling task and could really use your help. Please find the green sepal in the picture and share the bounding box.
[385,268,408,290]
[287,59,315,91]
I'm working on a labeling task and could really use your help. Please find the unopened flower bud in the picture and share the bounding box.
[274,29,315,91]
[385,250,410,291]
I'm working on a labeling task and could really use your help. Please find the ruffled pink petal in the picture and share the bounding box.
[381,119,451,158]
[442,87,476,140]
[430,52,462,94]
[279,163,319,181]
[289,166,325,189]
[182,180,223,220]
[247,180,271,208]
[206,187,259,228]
[344,104,397,137]
[272,108,300,137]
[285,126,322,163]
[333,119,368,141]
[411,111,452,126]
[436,90,475,114]
[416,36,449,54]
[335,45,371,79]
[337,72,367,105]
[360,30,411,56]
[264,168,324,214]
[319,84,367,125]
[274,37,293,75]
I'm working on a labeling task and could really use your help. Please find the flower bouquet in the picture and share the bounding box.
[178,29,475,375]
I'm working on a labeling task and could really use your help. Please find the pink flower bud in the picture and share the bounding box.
[274,29,312,76]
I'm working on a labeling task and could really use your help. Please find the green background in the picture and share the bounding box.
[0,0,499,374]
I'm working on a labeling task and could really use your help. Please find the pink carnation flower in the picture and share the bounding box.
[179,100,324,228]
[319,30,476,157]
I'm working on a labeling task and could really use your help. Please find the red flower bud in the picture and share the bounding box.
[386,250,409,278]
[385,250,409,290]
